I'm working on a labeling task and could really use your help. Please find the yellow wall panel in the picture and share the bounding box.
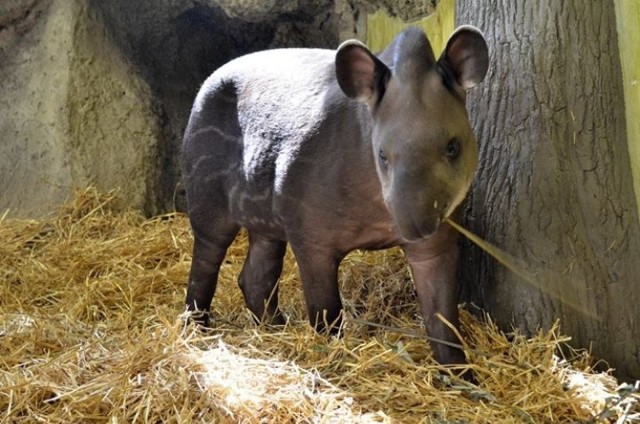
[366,0,454,56]
[614,0,640,218]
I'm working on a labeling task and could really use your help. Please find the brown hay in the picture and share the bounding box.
[1,188,638,423]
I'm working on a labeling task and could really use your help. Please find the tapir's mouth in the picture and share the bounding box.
[385,188,458,242]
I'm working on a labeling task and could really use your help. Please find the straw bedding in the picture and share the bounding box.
[1,188,638,423]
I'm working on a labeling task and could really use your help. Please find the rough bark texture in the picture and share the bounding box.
[457,0,640,381]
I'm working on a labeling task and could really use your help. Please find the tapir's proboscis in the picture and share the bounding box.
[181,26,489,370]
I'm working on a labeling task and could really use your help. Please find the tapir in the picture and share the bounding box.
[181,26,488,367]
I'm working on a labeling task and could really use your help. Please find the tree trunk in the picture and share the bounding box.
[456,0,640,381]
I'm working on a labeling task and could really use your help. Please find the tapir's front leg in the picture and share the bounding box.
[402,223,466,366]
[290,242,344,334]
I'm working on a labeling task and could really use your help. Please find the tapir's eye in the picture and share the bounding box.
[378,149,389,169]
[446,138,461,160]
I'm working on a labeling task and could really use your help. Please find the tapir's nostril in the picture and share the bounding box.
[434,199,449,211]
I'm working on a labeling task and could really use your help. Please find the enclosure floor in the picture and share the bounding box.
[0,189,637,423]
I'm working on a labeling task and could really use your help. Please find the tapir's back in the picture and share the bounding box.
[181,47,367,235]
[210,48,338,130]
[184,49,343,184]
[186,48,340,151]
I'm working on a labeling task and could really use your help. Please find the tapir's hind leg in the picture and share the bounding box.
[185,214,240,327]
[238,235,287,325]
[183,81,244,326]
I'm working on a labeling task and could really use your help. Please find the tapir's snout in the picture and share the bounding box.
[384,161,472,242]
[387,190,453,242]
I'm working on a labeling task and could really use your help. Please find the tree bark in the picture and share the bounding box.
[456,0,640,381]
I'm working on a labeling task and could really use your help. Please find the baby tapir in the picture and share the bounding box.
[181,26,488,366]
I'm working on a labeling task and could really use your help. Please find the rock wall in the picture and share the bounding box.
[90,0,346,213]
[0,0,437,217]
[1,0,162,217]
[1,0,74,217]
[69,1,162,215]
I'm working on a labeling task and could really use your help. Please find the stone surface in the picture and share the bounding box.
[0,0,72,217]
[0,0,436,217]
[355,0,437,22]
[0,0,162,217]
[88,0,343,213]
[214,0,299,22]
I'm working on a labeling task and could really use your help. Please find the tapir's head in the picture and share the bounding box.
[335,26,489,241]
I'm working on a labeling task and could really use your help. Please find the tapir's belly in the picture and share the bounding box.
[231,194,401,252]
[225,146,401,252]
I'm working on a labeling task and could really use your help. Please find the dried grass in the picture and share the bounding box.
[0,188,638,423]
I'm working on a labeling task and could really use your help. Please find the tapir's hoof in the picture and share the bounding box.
[254,311,287,328]
[456,367,477,385]
[436,366,477,387]
[186,310,210,328]
[433,348,476,383]
[313,316,344,337]
[268,312,287,327]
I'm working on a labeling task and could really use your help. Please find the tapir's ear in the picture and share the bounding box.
[335,40,391,105]
[438,25,489,90]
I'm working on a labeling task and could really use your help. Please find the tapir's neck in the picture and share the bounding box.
[308,96,400,250]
